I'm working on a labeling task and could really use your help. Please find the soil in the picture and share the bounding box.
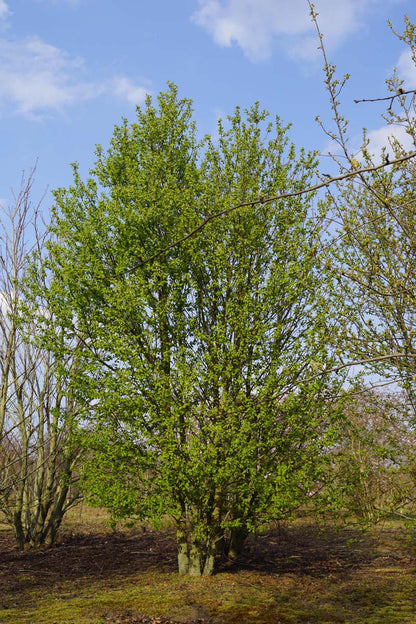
[1,520,415,623]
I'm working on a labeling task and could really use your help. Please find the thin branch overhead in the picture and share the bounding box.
[299,352,416,388]
[122,151,416,273]
[354,88,416,107]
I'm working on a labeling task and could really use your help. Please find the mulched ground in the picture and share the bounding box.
[1,520,415,623]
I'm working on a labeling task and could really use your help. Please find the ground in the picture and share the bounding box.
[1,511,416,623]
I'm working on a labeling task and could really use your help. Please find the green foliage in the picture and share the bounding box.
[42,83,340,574]
[325,389,416,524]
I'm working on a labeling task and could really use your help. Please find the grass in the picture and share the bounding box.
[3,567,416,624]
[1,508,416,623]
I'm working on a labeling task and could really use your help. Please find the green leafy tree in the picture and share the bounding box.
[42,84,340,575]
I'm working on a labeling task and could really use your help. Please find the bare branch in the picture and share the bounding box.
[354,88,416,105]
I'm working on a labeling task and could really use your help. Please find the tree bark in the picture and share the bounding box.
[176,524,190,576]
[188,537,203,576]
[202,540,216,576]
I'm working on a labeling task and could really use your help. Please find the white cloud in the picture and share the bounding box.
[0,1,9,20]
[112,77,149,106]
[365,124,415,157]
[324,124,415,165]
[192,0,309,60]
[397,49,416,89]
[0,1,8,19]
[192,0,396,61]
[0,36,98,118]
[0,36,150,118]
[322,121,416,168]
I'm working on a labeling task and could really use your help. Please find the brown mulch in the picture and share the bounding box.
[0,528,177,592]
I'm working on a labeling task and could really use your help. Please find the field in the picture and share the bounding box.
[1,508,416,624]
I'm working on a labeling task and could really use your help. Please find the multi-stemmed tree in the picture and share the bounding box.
[41,84,341,575]
[0,167,81,549]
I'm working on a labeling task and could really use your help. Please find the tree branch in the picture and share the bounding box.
[354,88,416,105]
[298,352,416,388]
[118,152,416,275]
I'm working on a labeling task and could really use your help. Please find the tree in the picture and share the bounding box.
[43,84,341,575]
[327,388,415,524]
[312,9,416,405]
[0,167,81,549]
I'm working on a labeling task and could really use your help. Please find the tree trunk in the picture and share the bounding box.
[188,537,203,576]
[228,526,248,561]
[13,510,25,550]
[176,527,219,576]
[176,524,190,576]
[175,508,223,577]
[202,540,216,576]
[215,533,226,556]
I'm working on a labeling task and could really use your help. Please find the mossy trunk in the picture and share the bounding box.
[202,541,216,576]
[177,524,190,576]
[188,538,203,576]
[175,523,218,576]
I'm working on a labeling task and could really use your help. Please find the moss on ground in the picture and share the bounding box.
[1,517,415,624]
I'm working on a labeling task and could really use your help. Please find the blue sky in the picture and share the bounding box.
[1,0,415,210]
